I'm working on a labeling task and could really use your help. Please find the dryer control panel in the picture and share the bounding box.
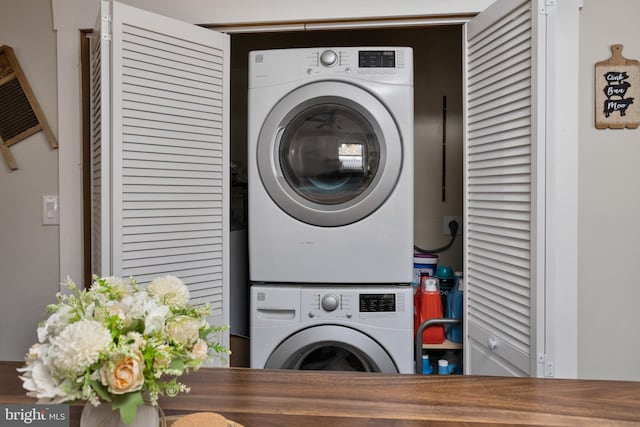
[305,48,408,77]
[249,46,413,88]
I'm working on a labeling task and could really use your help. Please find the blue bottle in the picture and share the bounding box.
[446,272,464,343]
[421,354,433,374]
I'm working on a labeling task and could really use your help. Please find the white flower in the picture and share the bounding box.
[166,316,201,346]
[25,343,50,364]
[104,276,134,297]
[91,276,132,296]
[123,291,148,320]
[190,339,208,361]
[125,332,146,350]
[147,276,190,309]
[50,320,112,376]
[17,360,67,403]
[104,301,128,321]
[38,305,72,343]
[152,345,171,371]
[143,299,171,335]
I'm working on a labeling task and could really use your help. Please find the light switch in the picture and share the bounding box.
[42,194,59,225]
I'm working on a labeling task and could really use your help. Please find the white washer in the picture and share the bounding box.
[248,47,414,283]
[250,284,414,374]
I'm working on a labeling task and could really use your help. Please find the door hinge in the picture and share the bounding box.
[102,10,112,42]
[537,353,554,377]
[540,0,557,15]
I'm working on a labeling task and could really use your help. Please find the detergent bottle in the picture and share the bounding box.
[446,273,464,343]
[419,276,445,344]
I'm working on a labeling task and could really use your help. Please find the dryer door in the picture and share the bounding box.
[257,81,402,227]
[264,325,398,373]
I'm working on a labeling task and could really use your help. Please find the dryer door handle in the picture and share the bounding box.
[273,126,286,177]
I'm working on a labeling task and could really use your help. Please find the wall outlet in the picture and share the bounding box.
[442,215,462,236]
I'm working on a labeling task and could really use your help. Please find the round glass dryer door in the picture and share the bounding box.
[257,81,403,227]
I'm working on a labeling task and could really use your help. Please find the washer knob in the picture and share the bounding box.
[321,294,339,312]
[320,50,338,67]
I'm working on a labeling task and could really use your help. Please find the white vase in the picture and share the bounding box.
[80,402,159,427]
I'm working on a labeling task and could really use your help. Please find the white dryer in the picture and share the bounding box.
[250,284,414,374]
[248,47,414,284]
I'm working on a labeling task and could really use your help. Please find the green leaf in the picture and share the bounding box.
[170,358,185,373]
[89,380,112,402]
[111,391,144,425]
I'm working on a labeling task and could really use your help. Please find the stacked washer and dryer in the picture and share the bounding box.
[248,47,415,374]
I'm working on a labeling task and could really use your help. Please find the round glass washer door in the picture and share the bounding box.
[264,325,398,373]
[257,81,403,227]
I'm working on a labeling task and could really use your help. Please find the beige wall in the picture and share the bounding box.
[0,0,59,360]
[578,0,640,380]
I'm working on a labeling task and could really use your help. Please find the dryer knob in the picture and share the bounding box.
[320,50,338,67]
[321,294,339,312]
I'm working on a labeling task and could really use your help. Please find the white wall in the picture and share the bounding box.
[0,0,59,360]
[578,0,640,380]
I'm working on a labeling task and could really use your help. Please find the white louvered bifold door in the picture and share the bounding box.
[464,0,546,376]
[90,8,111,277]
[90,0,230,362]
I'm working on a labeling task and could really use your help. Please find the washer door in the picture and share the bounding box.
[257,81,402,227]
[264,325,398,373]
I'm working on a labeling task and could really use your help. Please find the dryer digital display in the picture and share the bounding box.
[358,50,396,68]
[359,293,396,312]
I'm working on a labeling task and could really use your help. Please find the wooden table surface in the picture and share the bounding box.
[2,361,639,426]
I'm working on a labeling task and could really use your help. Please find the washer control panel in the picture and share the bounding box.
[301,287,407,323]
[252,285,412,329]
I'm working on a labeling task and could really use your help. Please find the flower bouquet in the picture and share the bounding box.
[18,275,229,425]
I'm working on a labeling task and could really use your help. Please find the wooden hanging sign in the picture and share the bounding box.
[595,44,640,129]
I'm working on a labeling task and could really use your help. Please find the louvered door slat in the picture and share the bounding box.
[123,85,222,108]
[123,26,224,65]
[124,93,222,115]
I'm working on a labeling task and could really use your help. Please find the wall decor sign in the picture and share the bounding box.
[595,44,639,129]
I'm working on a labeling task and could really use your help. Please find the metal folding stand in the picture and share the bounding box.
[415,318,462,374]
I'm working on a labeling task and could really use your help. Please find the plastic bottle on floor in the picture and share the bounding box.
[421,354,433,374]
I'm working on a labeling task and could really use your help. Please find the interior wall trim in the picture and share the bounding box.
[209,15,474,33]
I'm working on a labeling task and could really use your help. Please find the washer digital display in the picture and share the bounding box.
[358,50,396,68]
[359,293,396,312]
